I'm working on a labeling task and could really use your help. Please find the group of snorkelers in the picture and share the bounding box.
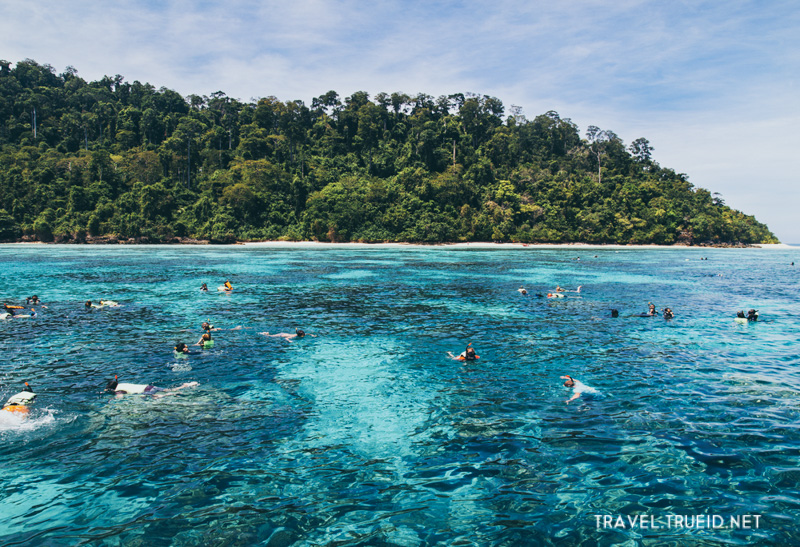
[200,280,232,292]
[3,295,42,317]
[5,274,761,418]
[737,309,759,322]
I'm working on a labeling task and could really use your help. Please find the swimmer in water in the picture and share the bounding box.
[175,342,190,355]
[197,332,213,348]
[747,309,758,322]
[105,376,199,398]
[647,303,657,316]
[448,343,480,361]
[561,375,598,404]
[259,328,314,341]
[224,280,232,291]
[663,307,674,319]
[518,287,528,295]
[3,304,24,316]
[200,283,208,291]
[2,382,36,415]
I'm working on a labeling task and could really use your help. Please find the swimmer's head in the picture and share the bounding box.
[561,375,575,388]
[201,333,211,341]
[295,328,305,338]
[106,375,119,392]
[85,301,92,307]
[175,343,188,353]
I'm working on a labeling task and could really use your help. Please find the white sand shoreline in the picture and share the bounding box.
[239,241,796,250]
[2,241,794,249]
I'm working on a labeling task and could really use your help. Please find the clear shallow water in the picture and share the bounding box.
[1,244,799,546]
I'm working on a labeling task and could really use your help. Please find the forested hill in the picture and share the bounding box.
[0,59,778,244]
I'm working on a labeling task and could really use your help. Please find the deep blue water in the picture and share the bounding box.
[1,244,799,546]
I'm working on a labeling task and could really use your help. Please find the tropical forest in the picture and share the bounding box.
[0,59,778,244]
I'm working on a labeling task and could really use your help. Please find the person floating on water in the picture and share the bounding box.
[175,343,191,355]
[197,332,214,348]
[448,343,479,361]
[663,307,674,319]
[200,283,208,291]
[561,375,598,404]
[548,286,581,298]
[105,376,198,398]
[260,328,314,341]
[747,309,759,322]
[26,295,40,305]
[2,382,36,415]
[2,305,35,318]
[518,287,528,295]
[3,304,24,316]
[646,303,657,316]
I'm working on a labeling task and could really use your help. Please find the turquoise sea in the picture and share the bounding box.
[1,244,799,546]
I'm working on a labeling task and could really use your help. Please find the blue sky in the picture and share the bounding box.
[2,0,798,242]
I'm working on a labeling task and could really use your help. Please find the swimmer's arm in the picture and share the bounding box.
[566,392,581,404]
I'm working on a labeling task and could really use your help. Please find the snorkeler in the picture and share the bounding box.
[3,304,24,316]
[175,342,191,355]
[196,332,214,348]
[105,376,199,397]
[747,309,759,322]
[26,295,40,305]
[646,303,657,316]
[200,283,208,291]
[663,307,674,319]
[2,382,36,415]
[561,375,598,404]
[518,287,528,295]
[448,343,479,361]
[259,328,314,341]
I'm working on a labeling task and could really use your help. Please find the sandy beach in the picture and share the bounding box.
[240,240,796,250]
[2,241,794,249]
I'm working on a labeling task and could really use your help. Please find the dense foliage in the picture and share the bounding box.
[0,59,778,244]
